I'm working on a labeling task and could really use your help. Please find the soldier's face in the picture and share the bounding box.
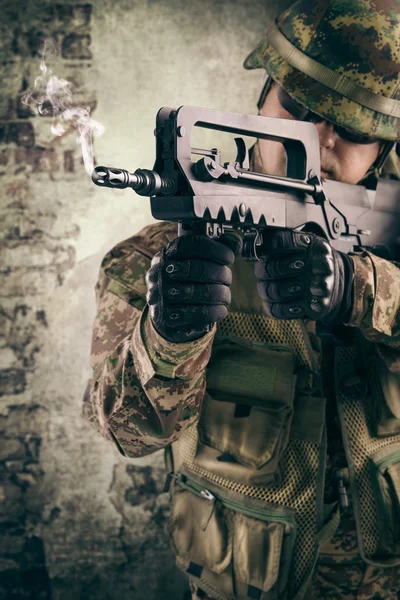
[258,83,382,184]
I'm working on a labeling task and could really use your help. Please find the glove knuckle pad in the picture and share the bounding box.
[293,232,313,248]
[165,305,207,328]
[163,259,231,284]
[163,302,228,329]
[165,283,195,302]
[164,260,189,279]
[165,282,231,306]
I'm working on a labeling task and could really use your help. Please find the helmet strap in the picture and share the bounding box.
[257,74,274,111]
[369,140,396,174]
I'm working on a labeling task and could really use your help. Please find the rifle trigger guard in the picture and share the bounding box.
[242,230,263,261]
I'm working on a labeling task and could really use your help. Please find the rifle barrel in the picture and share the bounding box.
[92,166,176,196]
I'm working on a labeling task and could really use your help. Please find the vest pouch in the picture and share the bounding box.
[370,443,400,557]
[171,469,297,600]
[197,339,297,486]
[169,479,235,599]
[168,483,232,573]
[232,511,295,600]
[368,352,400,437]
[357,335,400,437]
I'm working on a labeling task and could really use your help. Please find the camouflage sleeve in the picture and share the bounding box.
[83,221,216,458]
[345,251,400,373]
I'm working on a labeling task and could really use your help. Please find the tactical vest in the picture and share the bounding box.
[165,253,400,600]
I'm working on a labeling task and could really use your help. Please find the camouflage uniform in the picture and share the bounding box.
[83,215,400,599]
[84,1,400,598]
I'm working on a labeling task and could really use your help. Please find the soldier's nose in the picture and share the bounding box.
[316,120,337,149]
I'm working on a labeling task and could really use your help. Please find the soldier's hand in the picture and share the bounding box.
[146,232,242,343]
[254,229,354,323]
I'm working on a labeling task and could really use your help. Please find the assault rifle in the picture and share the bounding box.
[92,106,400,261]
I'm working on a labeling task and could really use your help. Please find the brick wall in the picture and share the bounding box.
[0,4,93,598]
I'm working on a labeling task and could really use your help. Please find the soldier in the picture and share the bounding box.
[84,0,400,598]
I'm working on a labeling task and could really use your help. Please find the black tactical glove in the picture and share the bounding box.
[146,232,242,343]
[254,229,354,323]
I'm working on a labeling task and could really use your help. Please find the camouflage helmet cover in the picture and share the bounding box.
[244,0,400,141]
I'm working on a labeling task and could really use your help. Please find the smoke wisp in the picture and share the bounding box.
[22,38,104,175]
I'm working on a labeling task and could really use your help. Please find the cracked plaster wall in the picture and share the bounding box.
[0,1,289,598]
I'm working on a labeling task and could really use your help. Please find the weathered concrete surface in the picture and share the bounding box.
[0,1,289,598]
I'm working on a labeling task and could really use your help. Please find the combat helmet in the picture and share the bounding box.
[244,0,400,172]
